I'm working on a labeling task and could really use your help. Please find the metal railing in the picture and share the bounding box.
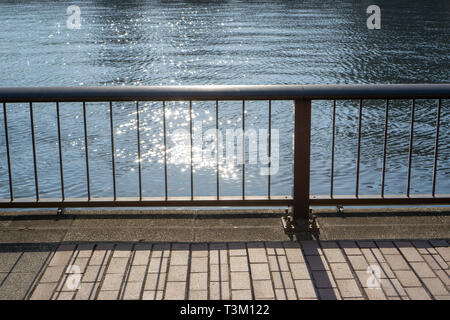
[1,84,449,223]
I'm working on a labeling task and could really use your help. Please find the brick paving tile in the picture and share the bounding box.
[339,241,362,255]
[247,243,268,263]
[312,270,337,288]
[232,289,252,300]
[271,271,295,289]
[289,263,310,280]
[376,241,400,255]
[434,269,450,287]
[394,270,421,287]
[322,247,346,264]
[189,272,207,291]
[148,256,169,273]
[383,254,410,271]
[434,295,450,300]
[49,247,74,267]
[71,257,89,273]
[209,243,228,264]
[55,291,75,300]
[170,250,189,266]
[250,263,271,280]
[228,242,247,256]
[89,245,113,266]
[423,253,448,270]
[113,244,132,257]
[40,266,65,283]
[74,282,100,300]
[230,256,249,272]
[335,279,362,298]
[30,283,58,300]
[101,273,124,291]
[76,244,95,258]
[300,241,322,255]
[265,242,285,256]
[283,243,305,263]
[268,255,289,272]
[97,291,119,300]
[82,265,106,283]
[409,262,436,278]
[330,263,354,280]
[435,247,450,262]
[144,273,166,291]
[294,279,317,299]
[122,282,143,300]
[306,255,329,271]
[275,288,297,300]
[348,255,369,271]
[164,282,186,300]
[142,290,163,300]
[106,257,129,274]
[167,265,188,282]
[364,288,387,300]
[361,248,385,264]
[210,264,229,282]
[210,281,230,300]
[253,280,275,299]
[151,244,170,257]
[191,243,208,257]
[230,272,251,290]
[412,240,437,254]
[132,250,151,266]
[395,242,424,262]
[189,290,208,300]
[405,287,431,300]
[318,288,341,300]
[421,277,448,296]
[190,257,208,273]
[381,279,407,298]
[127,265,146,283]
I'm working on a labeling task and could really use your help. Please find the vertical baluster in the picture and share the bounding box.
[136,101,142,201]
[216,100,220,200]
[29,102,39,201]
[356,99,362,198]
[268,100,272,199]
[190,100,194,200]
[432,99,441,197]
[163,101,168,200]
[110,101,116,201]
[56,102,65,201]
[83,102,91,201]
[407,99,415,197]
[242,100,245,200]
[330,100,336,198]
[381,99,389,197]
[2,103,13,201]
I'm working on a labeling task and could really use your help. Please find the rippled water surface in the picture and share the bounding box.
[0,0,449,200]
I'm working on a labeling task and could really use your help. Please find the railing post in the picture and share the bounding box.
[293,99,311,223]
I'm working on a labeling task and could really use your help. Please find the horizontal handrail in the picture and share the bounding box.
[1,84,450,102]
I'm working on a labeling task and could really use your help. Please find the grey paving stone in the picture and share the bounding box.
[0,272,36,300]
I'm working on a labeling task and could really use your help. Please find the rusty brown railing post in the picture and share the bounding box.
[293,99,311,224]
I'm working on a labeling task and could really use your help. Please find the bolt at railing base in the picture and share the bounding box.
[281,209,315,234]
[57,207,65,215]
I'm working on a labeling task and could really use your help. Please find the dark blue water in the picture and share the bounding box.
[0,0,449,201]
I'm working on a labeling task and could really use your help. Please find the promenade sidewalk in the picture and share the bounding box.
[0,210,449,300]
[0,239,447,300]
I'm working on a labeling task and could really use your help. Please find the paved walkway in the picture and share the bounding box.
[11,239,448,300]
